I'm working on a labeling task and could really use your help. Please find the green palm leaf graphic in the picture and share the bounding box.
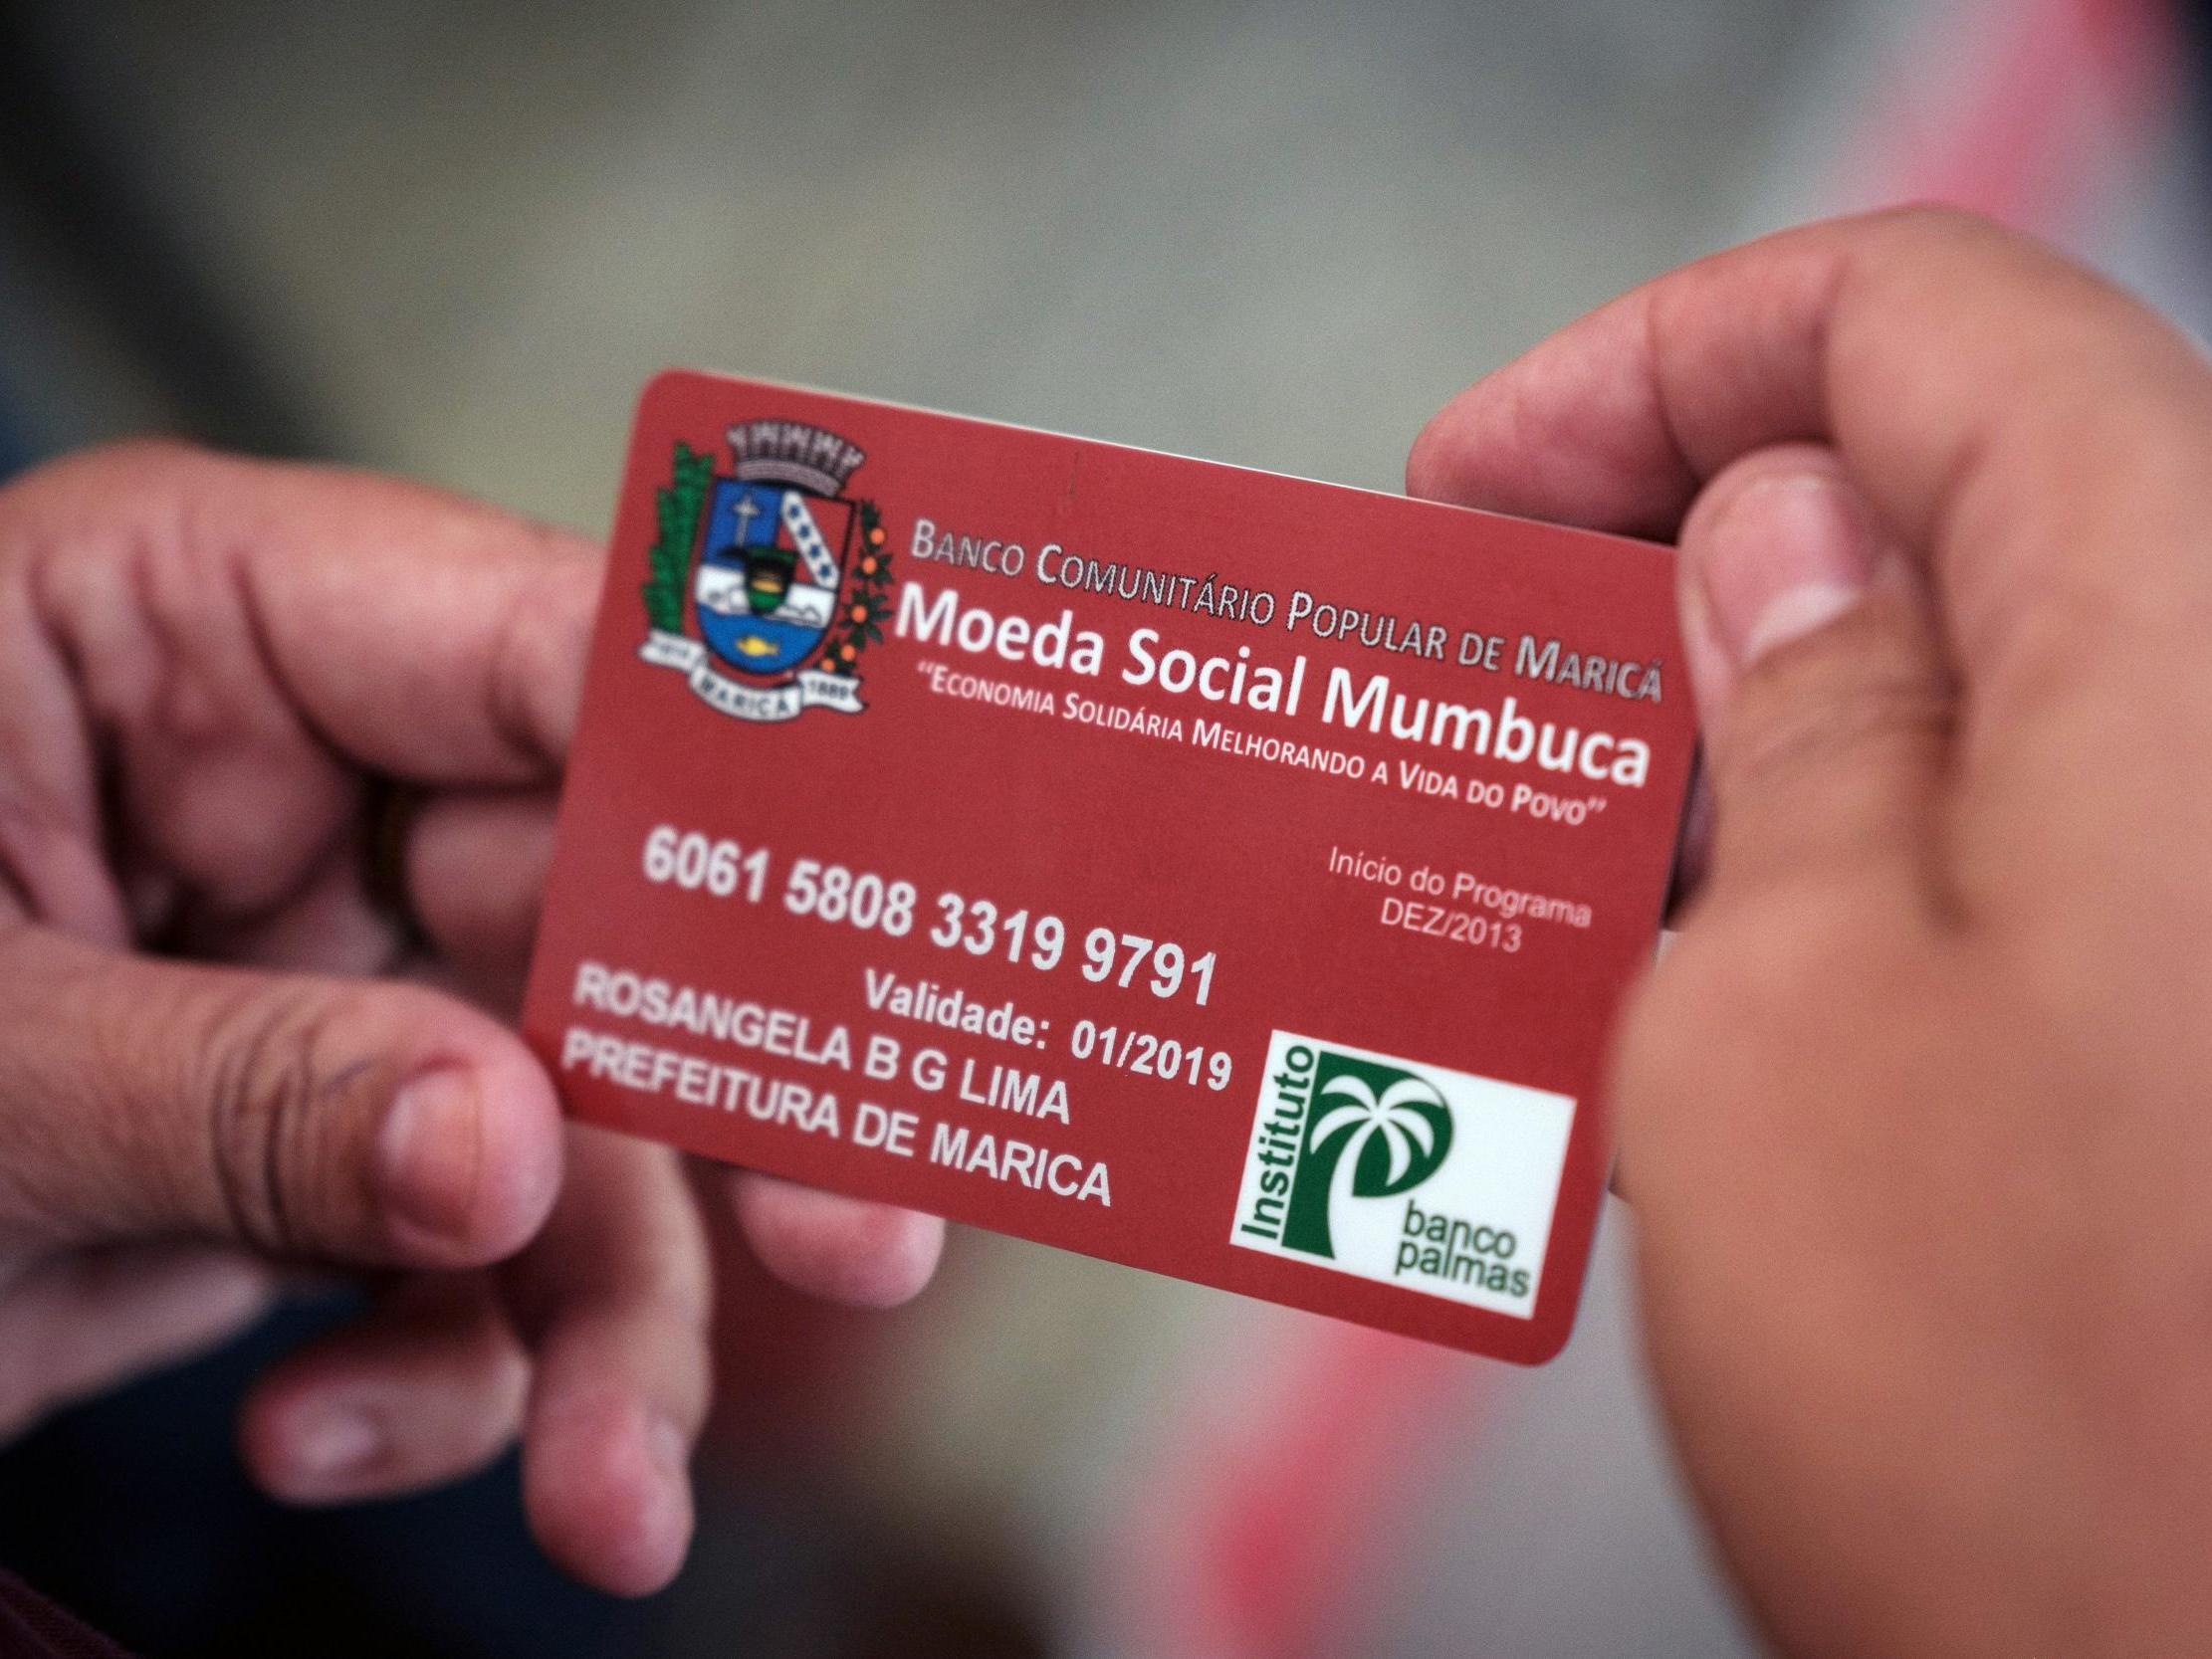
[1314,1073,1451,1200]
[1278,1056,1455,1259]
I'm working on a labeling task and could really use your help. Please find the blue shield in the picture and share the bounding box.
[693,480,854,676]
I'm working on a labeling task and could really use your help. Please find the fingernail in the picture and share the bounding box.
[376,1066,484,1246]
[1699,473,1877,669]
[291,1405,381,1486]
[649,1417,691,1484]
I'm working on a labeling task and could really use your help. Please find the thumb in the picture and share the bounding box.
[1677,444,1953,902]
[0,927,562,1268]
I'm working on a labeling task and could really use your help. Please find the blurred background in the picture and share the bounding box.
[1,1,2206,1654]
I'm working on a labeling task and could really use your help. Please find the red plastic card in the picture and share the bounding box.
[522,372,1695,1362]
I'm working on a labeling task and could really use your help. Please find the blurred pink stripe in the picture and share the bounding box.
[1115,1320,1479,1659]
[1842,0,2180,229]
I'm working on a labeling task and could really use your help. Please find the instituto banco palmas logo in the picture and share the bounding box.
[1229,1030,1578,1319]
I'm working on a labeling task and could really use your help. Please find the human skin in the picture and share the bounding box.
[1411,207,2212,1654]
[10,204,2206,1642]
[0,446,945,1596]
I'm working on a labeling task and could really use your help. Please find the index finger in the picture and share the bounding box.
[1407,207,2212,713]
[4,441,602,787]
[1408,208,2212,931]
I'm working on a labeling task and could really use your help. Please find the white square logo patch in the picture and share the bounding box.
[1228,1030,1575,1319]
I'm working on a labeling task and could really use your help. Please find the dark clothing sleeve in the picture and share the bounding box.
[0,1573,134,1659]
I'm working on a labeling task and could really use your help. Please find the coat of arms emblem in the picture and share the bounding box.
[638,419,893,722]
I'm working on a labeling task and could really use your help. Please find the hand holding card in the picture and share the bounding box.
[525,372,1695,1362]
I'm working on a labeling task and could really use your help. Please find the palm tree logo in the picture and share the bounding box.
[1278,1054,1454,1259]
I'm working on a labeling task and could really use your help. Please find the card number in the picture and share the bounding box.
[642,825,768,902]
